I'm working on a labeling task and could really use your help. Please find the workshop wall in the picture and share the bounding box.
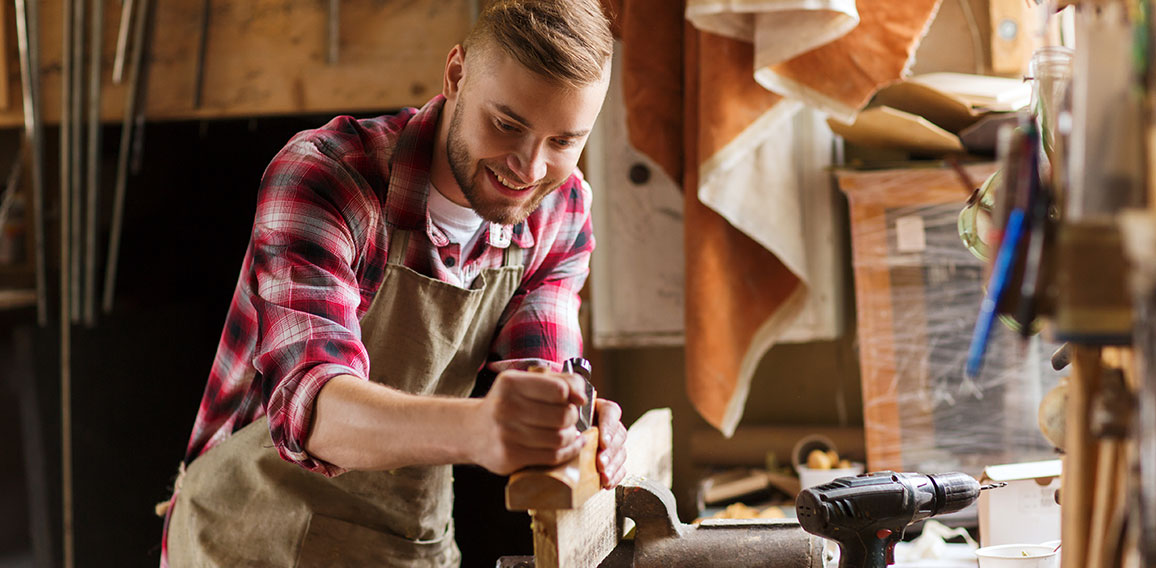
[0,0,471,125]
[599,202,863,523]
[0,0,1043,564]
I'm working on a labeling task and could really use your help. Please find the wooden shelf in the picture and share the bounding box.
[0,287,35,310]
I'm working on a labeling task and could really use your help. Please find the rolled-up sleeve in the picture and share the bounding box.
[249,138,378,476]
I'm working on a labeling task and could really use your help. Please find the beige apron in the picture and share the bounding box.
[168,230,524,567]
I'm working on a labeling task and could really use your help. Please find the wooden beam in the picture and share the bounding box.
[988,0,1032,76]
[1062,345,1101,568]
[690,425,864,467]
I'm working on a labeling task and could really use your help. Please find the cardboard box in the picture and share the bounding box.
[978,459,1062,547]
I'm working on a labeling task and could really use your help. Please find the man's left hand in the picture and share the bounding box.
[593,398,627,488]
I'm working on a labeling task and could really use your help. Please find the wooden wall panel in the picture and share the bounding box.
[0,0,471,126]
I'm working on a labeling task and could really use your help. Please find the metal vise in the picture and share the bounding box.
[607,478,824,568]
[498,478,824,568]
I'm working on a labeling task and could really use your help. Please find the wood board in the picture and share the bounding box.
[525,408,672,568]
[0,0,471,126]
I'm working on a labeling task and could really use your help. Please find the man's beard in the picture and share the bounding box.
[446,106,559,226]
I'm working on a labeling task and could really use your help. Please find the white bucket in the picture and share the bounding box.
[975,544,1059,568]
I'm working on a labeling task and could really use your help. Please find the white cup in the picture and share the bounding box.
[975,544,1059,568]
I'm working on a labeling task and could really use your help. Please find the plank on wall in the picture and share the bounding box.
[0,0,471,126]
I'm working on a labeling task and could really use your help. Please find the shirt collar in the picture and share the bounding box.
[386,95,529,246]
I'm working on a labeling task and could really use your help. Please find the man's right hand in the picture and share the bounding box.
[468,368,589,475]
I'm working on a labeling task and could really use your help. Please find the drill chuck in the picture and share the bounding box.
[927,471,982,518]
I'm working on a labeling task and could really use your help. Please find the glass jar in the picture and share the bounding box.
[1029,46,1074,167]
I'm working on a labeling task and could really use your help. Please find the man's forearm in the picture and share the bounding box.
[304,374,482,471]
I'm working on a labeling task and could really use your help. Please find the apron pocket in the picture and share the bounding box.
[295,514,458,568]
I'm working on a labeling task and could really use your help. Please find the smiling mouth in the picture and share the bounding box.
[487,166,535,191]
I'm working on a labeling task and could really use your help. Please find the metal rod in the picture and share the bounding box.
[52,0,77,560]
[84,0,104,326]
[193,0,209,107]
[0,148,24,230]
[327,0,339,65]
[104,0,150,313]
[14,3,57,557]
[18,0,63,552]
[130,0,158,175]
[60,0,73,320]
[112,0,133,84]
[70,0,86,323]
[15,0,46,327]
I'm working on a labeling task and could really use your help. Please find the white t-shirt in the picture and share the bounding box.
[427,185,486,282]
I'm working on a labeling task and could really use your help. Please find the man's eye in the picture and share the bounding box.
[553,138,575,149]
[496,120,519,133]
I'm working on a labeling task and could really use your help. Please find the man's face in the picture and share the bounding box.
[442,46,608,225]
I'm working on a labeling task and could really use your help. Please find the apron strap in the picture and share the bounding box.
[502,243,523,268]
[387,229,411,265]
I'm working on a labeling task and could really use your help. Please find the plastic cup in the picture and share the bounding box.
[975,544,1059,568]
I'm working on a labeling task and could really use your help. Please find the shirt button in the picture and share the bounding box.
[445,257,456,267]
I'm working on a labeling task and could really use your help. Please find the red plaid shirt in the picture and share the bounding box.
[183,95,593,476]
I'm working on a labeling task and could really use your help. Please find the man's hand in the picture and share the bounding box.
[469,369,588,475]
[594,398,627,488]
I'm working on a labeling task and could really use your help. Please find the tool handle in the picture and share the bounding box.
[837,533,895,568]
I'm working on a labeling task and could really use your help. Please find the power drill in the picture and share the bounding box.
[795,471,1004,568]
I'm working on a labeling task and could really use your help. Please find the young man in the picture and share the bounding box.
[161,1,625,565]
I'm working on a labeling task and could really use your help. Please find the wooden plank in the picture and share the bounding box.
[988,0,1032,76]
[689,425,864,467]
[531,490,617,568]
[524,408,672,568]
[1061,345,1101,568]
[0,0,470,126]
[0,288,36,310]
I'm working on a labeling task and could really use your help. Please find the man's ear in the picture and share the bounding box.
[443,44,466,102]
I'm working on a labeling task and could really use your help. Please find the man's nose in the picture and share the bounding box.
[507,142,547,184]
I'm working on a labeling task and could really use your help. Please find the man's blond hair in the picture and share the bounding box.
[464,0,613,88]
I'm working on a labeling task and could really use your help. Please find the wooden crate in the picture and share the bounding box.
[837,163,1061,474]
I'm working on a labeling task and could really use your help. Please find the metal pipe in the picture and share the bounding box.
[54,0,77,562]
[0,148,24,231]
[112,0,134,84]
[14,0,46,327]
[84,0,105,325]
[60,0,73,320]
[104,0,151,313]
[70,0,86,323]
